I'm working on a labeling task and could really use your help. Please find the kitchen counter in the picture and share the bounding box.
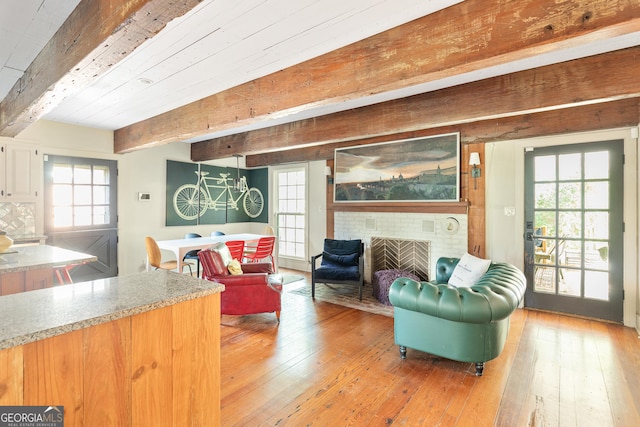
[0,244,96,273]
[0,269,224,350]
[0,270,224,425]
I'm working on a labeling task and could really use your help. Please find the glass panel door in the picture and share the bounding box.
[523,141,623,322]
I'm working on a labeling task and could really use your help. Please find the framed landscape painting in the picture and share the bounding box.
[333,133,460,202]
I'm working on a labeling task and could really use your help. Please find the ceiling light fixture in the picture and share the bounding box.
[233,154,244,192]
[136,77,153,85]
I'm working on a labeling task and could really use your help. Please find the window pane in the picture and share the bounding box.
[585,241,608,269]
[585,152,609,180]
[53,184,73,206]
[559,240,581,267]
[584,181,608,209]
[74,165,92,184]
[535,183,556,209]
[93,166,109,185]
[93,186,108,204]
[74,185,92,205]
[53,207,73,227]
[535,156,556,181]
[558,212,581,238]
[585,271,608,301]
[53,165,73,184]
[558,153,581,180]
[534,266,555,293]
[558,268,581,296]
[558,183,581,209]
[74,206,92,226]
[535,211,555,238]
[93,206,109,225]
[585,212,608,240]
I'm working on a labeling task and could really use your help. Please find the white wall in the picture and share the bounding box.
[485,127,639,328]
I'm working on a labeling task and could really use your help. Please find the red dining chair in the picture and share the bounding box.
[243,236,276,271]
[225,240,245,261]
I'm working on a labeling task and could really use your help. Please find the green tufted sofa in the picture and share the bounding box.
[388,257,526,376]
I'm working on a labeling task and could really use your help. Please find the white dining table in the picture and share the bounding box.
[150,233,268,273]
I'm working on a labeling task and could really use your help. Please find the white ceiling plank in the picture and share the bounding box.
[0,0,81,99]
[44,0,464,129]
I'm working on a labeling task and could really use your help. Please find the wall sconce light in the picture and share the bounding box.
[469,152,481,190]
[325,165,333,184]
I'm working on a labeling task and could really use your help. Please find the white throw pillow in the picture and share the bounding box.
[448,253,491,288]
[212,242,233,267]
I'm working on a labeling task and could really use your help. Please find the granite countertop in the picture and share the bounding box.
[0,270,224,350]
[8,233,47,243]
[0,244,97,273]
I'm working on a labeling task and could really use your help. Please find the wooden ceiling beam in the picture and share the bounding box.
[116,0,640,154]
[193,46,640,163]
[244,98,640,167]
[0,0,202,137]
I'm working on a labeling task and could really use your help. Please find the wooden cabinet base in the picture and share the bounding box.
[0,293,221,426]
[0,267,54,295]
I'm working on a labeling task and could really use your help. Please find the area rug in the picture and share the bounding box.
[280,273,305,285]
[287,281,394,317]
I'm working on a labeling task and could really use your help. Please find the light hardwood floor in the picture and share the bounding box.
[220,271,640,426]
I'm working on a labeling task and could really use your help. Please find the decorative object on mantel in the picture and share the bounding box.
[443,217,460,234]
[0,230,13,253]
[334,132,460,203]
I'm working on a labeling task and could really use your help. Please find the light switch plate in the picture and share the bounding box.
[504,206,516,216]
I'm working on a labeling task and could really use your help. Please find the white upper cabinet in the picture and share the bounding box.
[0,140,41,201]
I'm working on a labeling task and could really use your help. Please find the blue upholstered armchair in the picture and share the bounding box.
[310,239,364,300]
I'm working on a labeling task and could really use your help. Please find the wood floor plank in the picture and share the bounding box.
[220,270,640,426]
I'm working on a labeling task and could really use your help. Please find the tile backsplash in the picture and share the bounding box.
[0,202,36,235]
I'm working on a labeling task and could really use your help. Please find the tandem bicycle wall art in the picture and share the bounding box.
[165,160,268,226]
[333,133,460,203]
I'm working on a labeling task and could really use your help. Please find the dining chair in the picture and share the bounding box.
[183,233,202,277]
[225,240,245,261]
[244,236,276,271]
[145,236,193,275]
[243,225,275,259]
[53,264,78,285]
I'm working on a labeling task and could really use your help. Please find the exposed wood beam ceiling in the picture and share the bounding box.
[194,46,640,164]
[119,0,640,157]
[1,0,639,162]
[0,0,202,136]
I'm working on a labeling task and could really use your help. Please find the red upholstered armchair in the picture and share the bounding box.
[198,243,282,321]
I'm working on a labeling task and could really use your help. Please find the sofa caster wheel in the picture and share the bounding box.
[475,362,484,376]
[399,346,407,359]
